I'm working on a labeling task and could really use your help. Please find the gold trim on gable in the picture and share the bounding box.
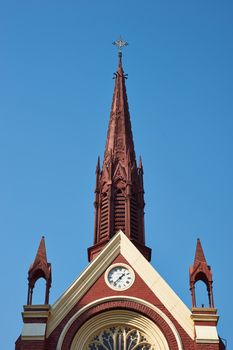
[70,310,169,350]
[46,231,193,339]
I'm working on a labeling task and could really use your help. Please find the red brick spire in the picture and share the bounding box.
[190,238,214,308]
[194,238,207,265]
[88,53,151,262]
[104,59,136,166]
[27,236,52,305]
[30,236,48,269]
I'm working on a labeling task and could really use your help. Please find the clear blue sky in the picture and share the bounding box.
[1,1,232,349]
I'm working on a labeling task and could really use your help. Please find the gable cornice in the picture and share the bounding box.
[47,231,193,339]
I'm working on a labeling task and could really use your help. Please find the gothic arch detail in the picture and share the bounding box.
[88,325,154,350]
[27,236,51,305]
[56,297,184,350]
[70,310,169,350]
[189,239,214,308]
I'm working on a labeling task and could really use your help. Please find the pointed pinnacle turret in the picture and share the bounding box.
[189,238,214,308]
[27,236,52,305]
[138,156,143,173]
[194,238,207,265]
[88,42,151,262]
[29,236,49,277]
[96,156,100,174]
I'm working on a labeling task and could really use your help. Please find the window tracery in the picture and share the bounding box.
[88,325,155,350]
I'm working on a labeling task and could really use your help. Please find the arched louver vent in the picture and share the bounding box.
[131,194,138,239]
[114,189,125,233]
[100,193,109,241]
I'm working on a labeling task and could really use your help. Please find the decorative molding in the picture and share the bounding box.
[70,310,169,350]
[22,305,50,320]
[191,314,219,323]
[56,296,185,350]
[24,305,50,311]
[47,233,121,335]
[88,326,153,349]
[47,232,193,339]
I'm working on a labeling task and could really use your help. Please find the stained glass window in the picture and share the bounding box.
[88,326,155,350]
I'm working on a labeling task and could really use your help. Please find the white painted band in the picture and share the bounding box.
[22,323,46,337]
[195,325,219,343]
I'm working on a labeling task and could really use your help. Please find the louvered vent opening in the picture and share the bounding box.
[114,190,125,233]
[100,193,109,241]
[131,195,138,239]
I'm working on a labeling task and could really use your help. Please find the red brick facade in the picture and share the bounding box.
[16,254,225,349]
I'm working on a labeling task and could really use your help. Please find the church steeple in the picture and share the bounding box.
[88,41,151,262]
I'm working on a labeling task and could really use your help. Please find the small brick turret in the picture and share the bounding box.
[27,236,52,305]
[15,236,51,350]
[190,238,214,308]
[190,239,223,347]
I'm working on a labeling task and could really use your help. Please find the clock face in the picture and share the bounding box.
[105,263,135,290]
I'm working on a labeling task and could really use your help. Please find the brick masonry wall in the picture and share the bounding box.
[16,254,224,350]
[46,254,194,349]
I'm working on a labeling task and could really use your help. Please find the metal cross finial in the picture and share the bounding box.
[113,36,128,53]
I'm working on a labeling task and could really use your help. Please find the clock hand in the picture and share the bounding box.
[113,273,125,286]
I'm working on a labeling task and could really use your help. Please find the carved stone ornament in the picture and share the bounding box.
[88,325,155,350]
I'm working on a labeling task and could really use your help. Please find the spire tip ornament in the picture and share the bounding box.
[113,36,128,64]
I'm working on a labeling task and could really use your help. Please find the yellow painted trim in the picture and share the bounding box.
[192,307,217,312]
[22,305,50,319]
[47,231,194,339]
[191,314,219,323]
[23,305,50,311]
[21,336,45,340]
[47,232,123,335]
[191,307,219,323]
[70,310,169,350]
[56,296,185,350]
[22,313,49,319]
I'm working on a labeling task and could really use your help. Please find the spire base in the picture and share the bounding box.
[88,238,151,262]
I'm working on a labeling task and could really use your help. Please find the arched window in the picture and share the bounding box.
[88,326,154,349]
[70,310,170,350]
[30,277,46,305]
[194,280,210,308]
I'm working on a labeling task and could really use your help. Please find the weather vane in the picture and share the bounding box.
[112,36,129,53]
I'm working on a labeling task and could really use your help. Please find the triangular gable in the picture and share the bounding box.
[113,162,126,182]
[47,231,193,338]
